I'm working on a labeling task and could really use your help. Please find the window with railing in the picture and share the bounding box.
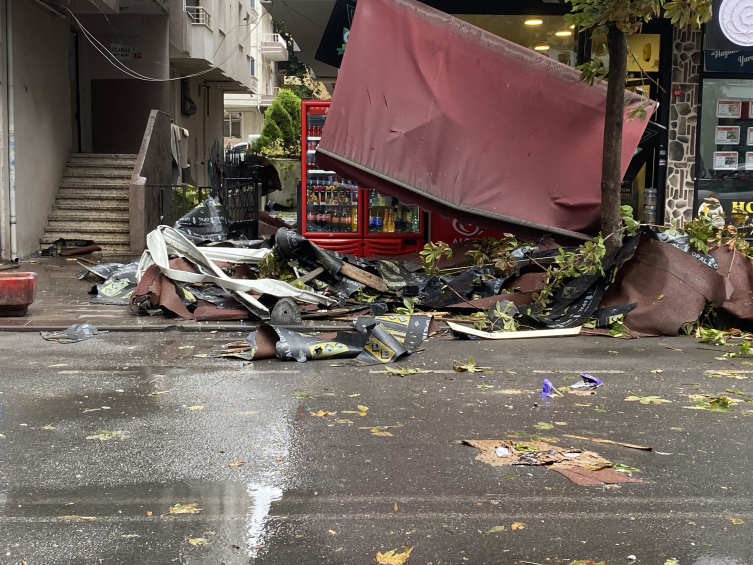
[185,6,211,27]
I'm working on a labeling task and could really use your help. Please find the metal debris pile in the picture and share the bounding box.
[75,197,753,355]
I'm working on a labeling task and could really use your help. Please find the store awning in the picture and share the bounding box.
[315,0,656,241]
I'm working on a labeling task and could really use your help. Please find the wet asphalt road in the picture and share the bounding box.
[0,330,752,565]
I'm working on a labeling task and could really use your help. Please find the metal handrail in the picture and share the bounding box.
[186,6,211,27]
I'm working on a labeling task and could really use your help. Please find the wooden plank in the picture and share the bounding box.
[563,433,652,451]
[338,262,388,293]
[295,266,325,284]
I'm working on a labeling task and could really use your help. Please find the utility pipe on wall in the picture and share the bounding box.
[6,0,17,261]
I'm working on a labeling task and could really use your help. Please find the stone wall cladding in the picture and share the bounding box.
[665,25,702,226]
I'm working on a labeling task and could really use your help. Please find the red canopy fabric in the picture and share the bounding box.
[316,0,656,241]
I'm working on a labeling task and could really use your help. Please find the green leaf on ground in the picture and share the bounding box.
[533,422,554,430]
[86,430,127,441]
[625,395,671,405]
[612,463,640,473]
[168,503,201,515]
[43,424,56,430]
[188,537,208,545]
[484,525,506,533]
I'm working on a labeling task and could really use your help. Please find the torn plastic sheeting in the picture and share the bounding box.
[651,228,719,269]
[447,321,582,340]
[41,323,102,344]
[600,234,729,335]
[77,262,125,281]
[353,314,437,354]
[591,303,637,327]
[275,326,368,362]
[145,226,338,314]
[550,466,643,486]
[520,234,641,330]
[89,262,138,306]
[274,228,344,278]
[173,197,234,243]
[540,378,559,398]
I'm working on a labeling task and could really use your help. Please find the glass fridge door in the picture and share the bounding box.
[305,173,361,235]
[303,109,361,236]
[366,189,421,235]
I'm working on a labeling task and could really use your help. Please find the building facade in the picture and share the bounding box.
[0,0,265,259]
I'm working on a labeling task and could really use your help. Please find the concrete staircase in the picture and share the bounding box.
[40,153,137,256]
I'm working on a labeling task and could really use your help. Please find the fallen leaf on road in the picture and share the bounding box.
[146,511,152,516]
[707,370,747,379]
[511,522,525,530]
[625,395,671,405]
[228,461,244,467]
[453,356,490,373]
[370,428,393,436]
[534,422,554,430]
[484,525,505,533]
[394,503,398,511]
[328,530,337,535]
[168,503,200,514]
[149,390,170,396]
[664,559,679,565]
[348,393,361,397]
[651,369,664,373]
[58,515,95,521]
[612,463,640,473]
[685,395,738,412]
[336,419,353,424]
[555,422,567,426]
[86,430,127,441]
[477,384,494,389]
[730,517,744,524]
[494,389,523,394]
[43,425,56,430]
[178,345,195,350]
[671,427,684,431]
[310,411,337,417]
[357,405,369,416]
[121,534,140,539]
[376,544,413,564]
[573,403,592,407]
[187,538,208,546]
[187,405,205,411]
[380,366,433,376]
[47,364,68,367]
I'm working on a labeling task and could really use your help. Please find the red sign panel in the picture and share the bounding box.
[430,213,502,244]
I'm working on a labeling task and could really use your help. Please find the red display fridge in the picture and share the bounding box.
[301,100,425,257]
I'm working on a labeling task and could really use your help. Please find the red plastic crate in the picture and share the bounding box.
[0,272,37,316]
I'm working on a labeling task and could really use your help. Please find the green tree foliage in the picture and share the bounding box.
[564,0,712,254]
[251,89,302,157]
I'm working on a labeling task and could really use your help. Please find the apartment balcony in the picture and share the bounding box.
[185,5,211,27]
[261,33,289,62]
[260,87,280,107]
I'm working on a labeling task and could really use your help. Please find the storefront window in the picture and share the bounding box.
[697,78,753,217]
[452,15,577,67]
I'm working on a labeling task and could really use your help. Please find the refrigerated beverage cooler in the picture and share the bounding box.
[300,101,425,257]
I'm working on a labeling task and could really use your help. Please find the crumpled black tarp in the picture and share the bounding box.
[41,323,101,344]
[87,262,139,306]
[520,234,641,329]
[174,198,234,243]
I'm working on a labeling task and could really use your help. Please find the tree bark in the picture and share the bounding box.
[601,24,627,255]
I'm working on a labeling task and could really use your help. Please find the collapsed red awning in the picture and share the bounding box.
[316,0,656,241]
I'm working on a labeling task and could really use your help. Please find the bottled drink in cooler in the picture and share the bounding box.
[411,208,420,232]
[351,207,358,232]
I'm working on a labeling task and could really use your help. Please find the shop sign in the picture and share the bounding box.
[315,0,357,68]
[430,214,502,244]
[706,0,753,51]
[109,43,132,60]
[704,48,753,72]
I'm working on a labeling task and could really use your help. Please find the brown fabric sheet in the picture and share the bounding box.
[194,307,249,321]
[601,235,727,335]
[551,466,643,486]
[712,246,753,322]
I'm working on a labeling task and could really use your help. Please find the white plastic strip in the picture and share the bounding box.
[146,226,338,312]
[446,321,582,339]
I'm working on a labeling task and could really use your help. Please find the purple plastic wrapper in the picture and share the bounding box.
[580,373,603,387]
[540,378,557,398]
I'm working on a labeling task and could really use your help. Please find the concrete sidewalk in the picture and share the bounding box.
[0,256,260,332]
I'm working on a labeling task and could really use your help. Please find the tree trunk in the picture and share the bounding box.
[601,24,627,255]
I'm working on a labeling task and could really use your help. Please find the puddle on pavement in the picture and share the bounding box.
[1,481,285,562]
